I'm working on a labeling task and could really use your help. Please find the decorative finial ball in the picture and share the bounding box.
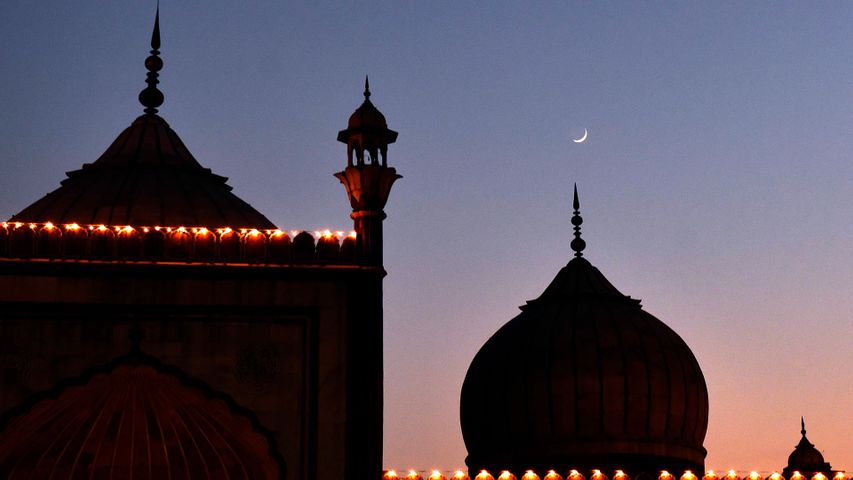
[571,215,583,227]
[145,55,163,72]
[571,237,586,253]
[139,87,164,109]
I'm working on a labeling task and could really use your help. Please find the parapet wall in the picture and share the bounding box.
[0,222,358,265]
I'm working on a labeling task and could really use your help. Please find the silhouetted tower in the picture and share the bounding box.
[335,77,401,266]
[782,417,836,479]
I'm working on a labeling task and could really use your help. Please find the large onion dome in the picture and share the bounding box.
[460,187,709,475]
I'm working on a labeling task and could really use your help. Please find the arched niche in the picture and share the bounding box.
[0,355,284,479]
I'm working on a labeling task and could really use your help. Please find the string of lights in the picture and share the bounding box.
[381,470,848,480]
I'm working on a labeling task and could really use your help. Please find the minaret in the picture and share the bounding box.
[335,77,401,266]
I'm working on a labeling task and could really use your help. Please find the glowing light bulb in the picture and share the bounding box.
[544,471,563,480]
[406,470,423,480]
[44,222,54,230]
[475,471,495,480]
[453,471,469,480]
[523,470,540,480]
[384,471,399,480]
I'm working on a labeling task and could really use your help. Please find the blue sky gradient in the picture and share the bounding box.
[1,1,852,472]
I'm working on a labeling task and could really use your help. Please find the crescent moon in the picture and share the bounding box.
[573,128,588,143]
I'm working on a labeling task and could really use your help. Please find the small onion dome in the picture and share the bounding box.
[348,93,388,130]
[460,254,708,475]
[0,364,279,478]
[783,419,833,479]
[337,77,398,167]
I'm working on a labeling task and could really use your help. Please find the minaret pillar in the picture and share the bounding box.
[335,165,400,266]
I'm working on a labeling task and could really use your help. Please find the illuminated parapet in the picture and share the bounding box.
[0,222,360,266]
[382,471,849,480]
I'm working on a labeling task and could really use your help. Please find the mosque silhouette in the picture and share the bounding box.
[0,10,843,480]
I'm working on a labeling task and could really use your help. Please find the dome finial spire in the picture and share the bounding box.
[801,416,807,438]
[571,183,586,257]
[138,3,164,114]
[364,75,371,100]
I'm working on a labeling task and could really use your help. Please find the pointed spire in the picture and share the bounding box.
[570,183,586,258]
[801,416,807,438]
[139,4,164,114]
[364,75,371,100]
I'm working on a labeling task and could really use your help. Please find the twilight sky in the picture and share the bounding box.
[1,1,852,473]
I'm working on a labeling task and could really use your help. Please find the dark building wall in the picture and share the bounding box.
[0,260,385,480]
